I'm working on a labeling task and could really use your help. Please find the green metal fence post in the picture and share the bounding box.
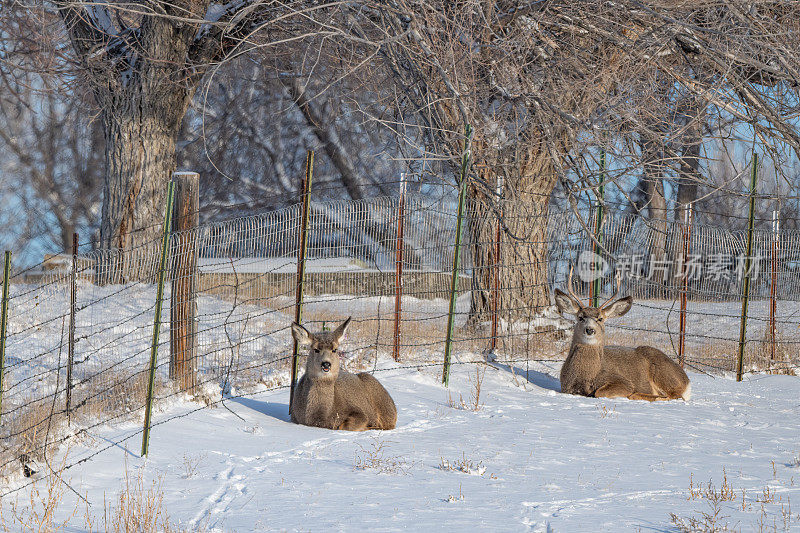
[0,251,11,423]
[736,153,758,382]
[442,125,473,386]
[67,233,78,421]
[289,150,314,414]
[141,182,175,457]
[591,148,606,308]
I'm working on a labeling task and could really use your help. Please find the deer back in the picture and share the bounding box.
[605,345,691,399]
[332,371,397,430]
[597,346,656,392]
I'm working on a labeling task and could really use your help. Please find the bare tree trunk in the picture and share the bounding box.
[98,96,189,280]
[60,223,75,254]
[675,98,705,222]
[641,137,670,298]
[89,16,197,281]
[468,145,557,326]
[99,107,180,250]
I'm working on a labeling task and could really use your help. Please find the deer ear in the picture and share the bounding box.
[603,296,633,319]
[554,289,581,315]
[332,316,352,343]
[291,323,312,346]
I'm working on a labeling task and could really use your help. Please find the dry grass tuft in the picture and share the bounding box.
[447,365,486,411]
[439,453,486,476]
[1,446,185,533]
[754,333,798,376]
[0,447,78,532]
[672,468,799,533]
[181,453,207,479]
[671,470,737,532]
[789,452,800,469]
[687,469,737,503]
[444,484,465,503]
[1,371,170,483]
[353,437,411,475]
[596,403,617,419]
[101,465,180,533]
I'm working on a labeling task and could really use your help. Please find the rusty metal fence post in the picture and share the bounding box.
[769,209,779,360]
[392,173,406,362]
[591,148,605,308]
[678,205,693,368]
[289,150,314,413]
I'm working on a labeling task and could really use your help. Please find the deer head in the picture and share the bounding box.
[553,267,632,346]
[291,317,352,381]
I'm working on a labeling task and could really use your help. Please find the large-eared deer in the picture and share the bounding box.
[290,318,397,430]
[554,269,691,402]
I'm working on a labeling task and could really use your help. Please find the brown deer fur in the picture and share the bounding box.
[554,285,691,402]
[290,318,397,430]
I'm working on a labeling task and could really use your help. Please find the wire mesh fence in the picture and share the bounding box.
[1,188,798,486]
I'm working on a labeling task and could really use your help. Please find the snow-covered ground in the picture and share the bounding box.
[3,359,800,532]
[3,276,800,531]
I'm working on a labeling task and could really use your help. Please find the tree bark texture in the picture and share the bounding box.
[90,19,199,281]
[640,137,671,299]
[675,97,705,223]
[56,0,244,280]
[468,143,558,327]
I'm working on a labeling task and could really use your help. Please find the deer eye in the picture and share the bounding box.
[332,348,338,353]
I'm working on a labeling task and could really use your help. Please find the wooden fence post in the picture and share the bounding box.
[0,251,10,423]
[392,173,406,362]
[67,233,78,420]
[170,171,199,393]
[142,182,175,457]
[289,151,314,414]
[442,124,473,386]
[737,153,758,382]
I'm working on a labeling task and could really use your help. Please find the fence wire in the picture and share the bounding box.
[1,193,798,486]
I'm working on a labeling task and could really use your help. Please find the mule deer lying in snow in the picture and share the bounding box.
[290,318,397,430]
[554,270,691,402]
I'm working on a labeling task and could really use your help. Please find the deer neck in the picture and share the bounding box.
[566,342,604,377]
[306,376,336,420]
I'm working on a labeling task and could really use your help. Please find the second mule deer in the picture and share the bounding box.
[290,318,397,430]
[554,269,691,402]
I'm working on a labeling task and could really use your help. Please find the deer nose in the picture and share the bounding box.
[585,327,595,336]
[321,361,331,372]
